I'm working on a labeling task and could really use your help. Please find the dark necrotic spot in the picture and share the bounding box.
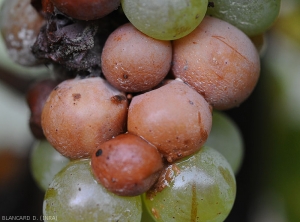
[110,95,127,104]
[72,93,81,101]
[95,149,102,157]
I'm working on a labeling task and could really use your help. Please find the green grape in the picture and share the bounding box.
[43,159,142,222]
[121,0,208,40]
[141,199,156,222]
[205,111,244,174]
[206,0,281,36]
[143,146,236,222]
[30,140,70,191]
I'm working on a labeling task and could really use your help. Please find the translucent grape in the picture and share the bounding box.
[43,159,142,222]
[30,140,69,191]
[205,111,244,174]
[206,0,281,36]
[143,146,236,222]
[121,0,208,40]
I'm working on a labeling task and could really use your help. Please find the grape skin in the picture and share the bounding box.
[206,0,281,36]
[101,23,172,92]
[128,80,212,163]
[30,140,69,191]
[172,16,260,110]
[143,146,236,222]
[121,0,208,40]
[205,111,244,174]
[50,0,121,21]
[41,77,128,159]
[43,159,142,222]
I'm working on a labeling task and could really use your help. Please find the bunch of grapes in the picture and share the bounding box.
[0,0,281,221]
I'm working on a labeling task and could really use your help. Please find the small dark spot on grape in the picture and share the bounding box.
[123,73,128,79]
[107,156,110,160]
[78,187,81,191]
[96,149,102,157]
[72,93,81,101]
[192,41,197,44]
[189,100,194,105]
[110,95,127,104]
[208,1,215,7]
[183,139,190,145]
[195,14,199,19]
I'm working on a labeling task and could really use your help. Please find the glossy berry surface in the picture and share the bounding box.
[50,0,121,20]
[91,133,164,196]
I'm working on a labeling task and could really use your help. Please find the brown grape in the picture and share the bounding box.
[127,80,212,162]
[26,78,59,139]
[50,0,121,21]
[172,16,260,110]
[91,133,164,196]
[101,23,172,93]
[41,77,128,159]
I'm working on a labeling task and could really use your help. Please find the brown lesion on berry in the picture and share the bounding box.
[72,93,81,101]
[95,149,102,157]
[123,72,129,79]
[146,164,180,199]
[110,95,127,104]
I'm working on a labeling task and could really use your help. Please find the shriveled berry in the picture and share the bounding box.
[91,133,164,196]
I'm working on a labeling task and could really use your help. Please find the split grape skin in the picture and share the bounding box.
[41,77,128,159]
[91,133,164,196]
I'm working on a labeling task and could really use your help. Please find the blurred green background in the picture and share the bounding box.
[1,0,300,221]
